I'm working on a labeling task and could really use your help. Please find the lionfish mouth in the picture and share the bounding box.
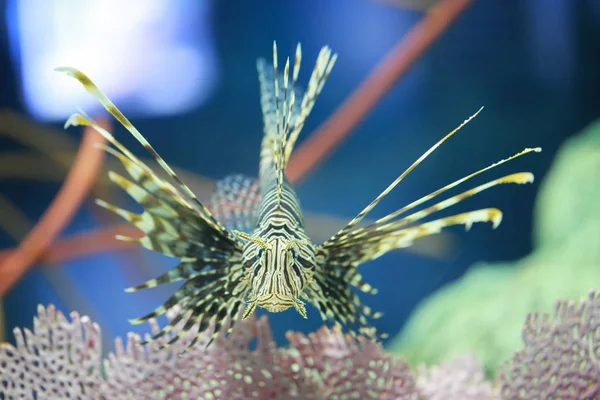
[257,294,295,313]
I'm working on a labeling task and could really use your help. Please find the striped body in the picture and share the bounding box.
[241,176,316,317]
[57,40,540,349]
[230,42,334,319]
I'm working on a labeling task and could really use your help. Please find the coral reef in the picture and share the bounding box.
[389,119,600,373]
[0,305,421,399]
[3,291,600,398]
[499,291,600,398]
[0,303,495,399]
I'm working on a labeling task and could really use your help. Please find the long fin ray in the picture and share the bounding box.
[323,208,502,267]
[257,47,303,182]
[159,279,247,351]
[256,43,337,202]
[285,46,337,164]
[125,263,227,293]
[142,308,191,344]
[133,262,248,350]
[65,113,191,210]
[130,272,228,326]
[307,274,382,342]
[367,147,541,229]
[106,170,178,218]
[95,195,232,259]
[55,67,229,235]
[322,107,484,248]
[338,171,535,247]
[66,113,238,258]
[129,281,203,325]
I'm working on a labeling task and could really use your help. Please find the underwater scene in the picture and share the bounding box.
[0,0,599,398]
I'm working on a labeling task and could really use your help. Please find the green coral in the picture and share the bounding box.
[388,119,600,374]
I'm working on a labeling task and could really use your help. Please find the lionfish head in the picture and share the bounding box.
[232,231,315,319]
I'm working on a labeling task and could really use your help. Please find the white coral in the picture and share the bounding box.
[0,304,498,399]
[0,305,102,399]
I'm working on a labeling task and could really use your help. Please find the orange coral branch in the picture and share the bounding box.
[0,225,139,265]
[39,225,139,264]
[0,122,107,295]
[286,0,474,183]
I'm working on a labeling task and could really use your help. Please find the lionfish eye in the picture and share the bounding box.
[256,247,265,260]
[288,245,298,259]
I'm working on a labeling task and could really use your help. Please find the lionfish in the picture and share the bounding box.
[56,41,540,348]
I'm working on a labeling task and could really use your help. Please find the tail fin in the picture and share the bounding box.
[257,42,337,200]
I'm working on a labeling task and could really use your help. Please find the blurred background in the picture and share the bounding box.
[0,0,598,368]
